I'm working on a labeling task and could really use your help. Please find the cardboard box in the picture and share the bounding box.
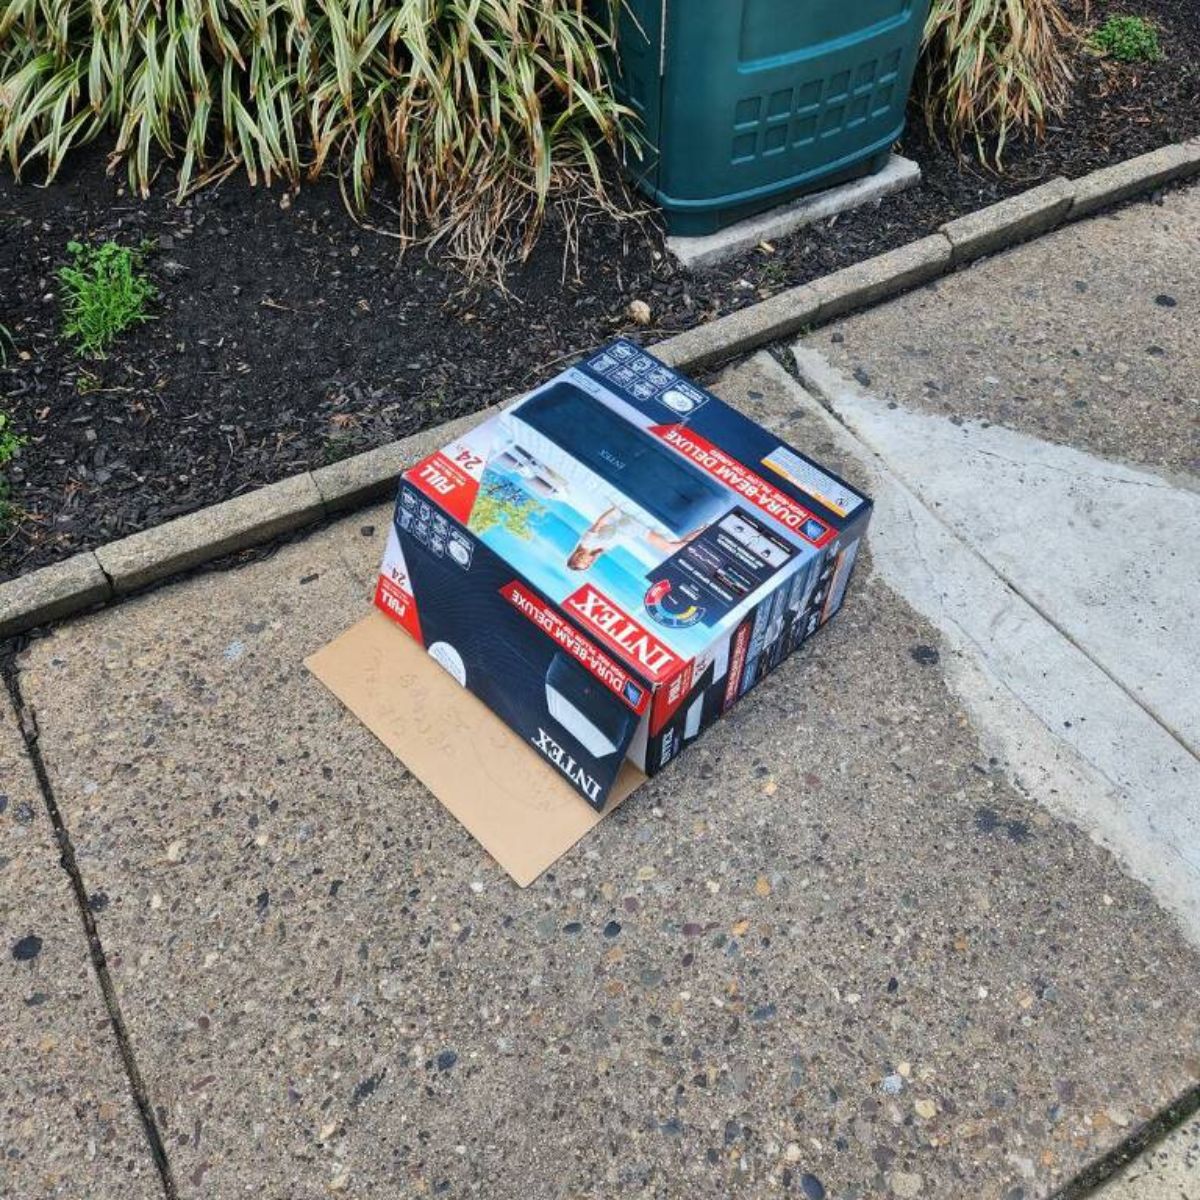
[370,340,872,813]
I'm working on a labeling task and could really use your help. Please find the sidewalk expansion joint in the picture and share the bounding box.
[768,344,851,425]
[1052,1081,1200,1198]
[1,662,179,1200]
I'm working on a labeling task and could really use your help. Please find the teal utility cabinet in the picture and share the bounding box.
[615,0,930,235]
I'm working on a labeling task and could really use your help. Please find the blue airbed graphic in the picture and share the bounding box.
[497,381,729,539]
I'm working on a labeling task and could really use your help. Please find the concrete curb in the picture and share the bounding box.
[3,137,1200,639]
[655,231,955,374]
[940,176,1075,264]
[1070,140,1200,219]
[97,472,325,595]
[0,552,110,638]
[813,233,952,321]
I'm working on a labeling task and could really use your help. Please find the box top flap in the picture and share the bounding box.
[577,341,871,528]
[401,340,870,680]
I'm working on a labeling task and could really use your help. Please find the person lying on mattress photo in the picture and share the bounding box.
[567,505,707,571]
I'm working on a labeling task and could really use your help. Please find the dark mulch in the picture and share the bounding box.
[1,0,1196,582]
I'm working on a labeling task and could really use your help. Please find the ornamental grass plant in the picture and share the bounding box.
[920,0,1077,165]
[0,0,633,272]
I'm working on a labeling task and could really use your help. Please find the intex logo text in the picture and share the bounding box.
[532,727,601,805]
[566,585,677,680]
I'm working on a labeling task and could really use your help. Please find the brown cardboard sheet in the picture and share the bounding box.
[305,612,645,886]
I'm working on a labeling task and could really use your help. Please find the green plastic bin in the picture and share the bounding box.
[614,0,929,236]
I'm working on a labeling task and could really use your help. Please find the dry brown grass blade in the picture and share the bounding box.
[919,0,1076,168]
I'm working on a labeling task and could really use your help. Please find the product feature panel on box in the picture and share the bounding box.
[398,490,474,570]
[584,342,709,416]
[643,506,798,630]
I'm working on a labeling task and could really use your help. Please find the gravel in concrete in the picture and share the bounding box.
[0,701,159,1198]
[804,181,1200,477]
[12,359,1200,1200]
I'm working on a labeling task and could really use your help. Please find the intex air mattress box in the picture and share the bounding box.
[376,339,872,811]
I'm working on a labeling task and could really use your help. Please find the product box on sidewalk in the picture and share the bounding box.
[371,339,872,813]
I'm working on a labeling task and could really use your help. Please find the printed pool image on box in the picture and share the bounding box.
[375,340,872,810]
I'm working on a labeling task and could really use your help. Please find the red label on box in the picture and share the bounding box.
[374,573,422,642]
[723,620,753,712]
[650,657,695,736]
[501,580,650,714]
[407,450,479,525]
[563,583,681,683]
[649,424,837,546]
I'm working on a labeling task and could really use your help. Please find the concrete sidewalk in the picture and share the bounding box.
[4,186,1200,1200]
[795,181,1200,942]
[1096,1109,1200,1198]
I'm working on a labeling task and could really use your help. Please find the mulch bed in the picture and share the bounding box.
[1,0,1196,583]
